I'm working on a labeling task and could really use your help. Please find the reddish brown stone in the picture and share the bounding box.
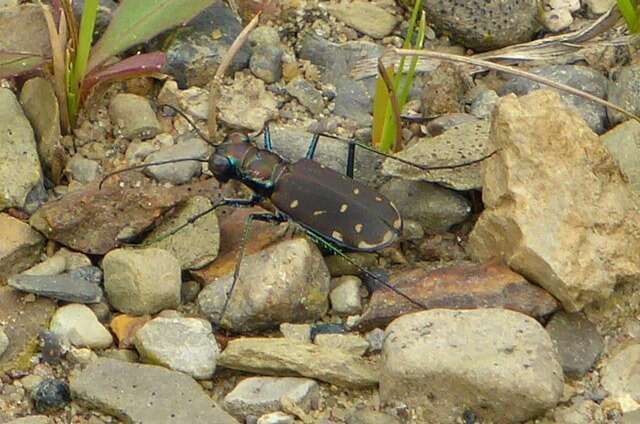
[356,261,559,331]
[29,174,220,255]
[190,206,288,284]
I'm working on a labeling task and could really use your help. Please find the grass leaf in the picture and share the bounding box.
[88,0,216,72]
[618,0,640,32]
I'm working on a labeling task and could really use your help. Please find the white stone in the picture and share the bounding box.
[541,8,574,32]
[50,304,113,349]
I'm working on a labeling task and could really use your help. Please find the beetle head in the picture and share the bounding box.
[209,132,253,182]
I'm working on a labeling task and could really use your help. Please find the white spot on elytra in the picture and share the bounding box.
[332,231,344,241]
[353,188,360,195]
[393,217,402,229]
[313,210,327,216]
[290,200,299,208]
[355,224,363,233]
[340,204,348,213]
[375,196,383,202]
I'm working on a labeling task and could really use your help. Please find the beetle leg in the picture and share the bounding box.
[304,133,321,160]
[263,124,273,151]
[346,140,355,179]
[215,211,287,331]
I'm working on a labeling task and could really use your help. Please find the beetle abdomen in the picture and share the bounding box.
[271,159,402,252]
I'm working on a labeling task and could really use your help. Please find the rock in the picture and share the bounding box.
[356,261,558,330]
[197,238,330,332]
[250,45,283,84]
[279,323,312,343]
[29,177,220,255]
[330,276,362,315]
[31,379,70,413]
[583,0,616,15]
[142,196,219,270]
[218,74,278,131]
[345,410,402,424]
[64,155,101,184]
[333,77,373,126]
[163,2,249,87]
[190,206,288,283]
[19,77,65,184]
[38,331,65,365]
[134,317,219,380]
[0,287,55,372]
[469,89,499,119]
[224,376,318,419]
[314,334,369,356]
[218,337,378,388]
[382,120,491,190]
[0,5,51,76]
[552,400,604,424]
[21,255,66,276]
[421,0,539,51]
[622,409,640,424]
[5,417,51,424]
[70,357,238,423]
[299,33,383,85]
[103,248,181,315]
[257,412,295,424]
[52,247,92,271]
[101,348,139,363]
[468,90,640,311]
[424,113,479,137]
[158,82,210,121]
[109,93,161,140]
[286,79,324,115]
[50,304,113,349]
[421,63,473,117]
[608,64,640,126]
[545,0,581,11]
[499,65,609,134]
[0,213,44,281]
[142,138,208,185]
[546,312,604,378]
[181,280,201,303]
[0,328,8,356]
[325,1,398,39]
[8,265,103,303]
[601,120,640,193]
[110,314,150,348]
[601,342,640,412]
[365,328,384,353]
[324,252,378,277]
[541,7,574,32]
[380,309,563,422]
[379,179,471,232]
[0,88,45,211]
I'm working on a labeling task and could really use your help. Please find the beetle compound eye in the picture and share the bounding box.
[210,154,232,181]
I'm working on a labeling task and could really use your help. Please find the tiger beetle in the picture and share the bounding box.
[100,104,495,327]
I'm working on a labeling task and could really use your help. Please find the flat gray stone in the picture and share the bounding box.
[324,1,398,39]
[143,139,208,185]
[601,342,640,413]
[70,357,238,423]
[601,119,640,194]
[8,266,103,303]
[218,337,377,388]
[382,120,491,190]
[109,93,160,140]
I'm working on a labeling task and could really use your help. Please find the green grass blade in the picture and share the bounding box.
[88,0,216,72]
[372,72,391,149]
[618,0,640,33]
[398,11,426,107]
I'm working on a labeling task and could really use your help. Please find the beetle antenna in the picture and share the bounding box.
[157,103,217,147]
[318,132,498,171]
[98,158,208,190]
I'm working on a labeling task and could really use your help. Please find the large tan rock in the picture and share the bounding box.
[468,90,640,311]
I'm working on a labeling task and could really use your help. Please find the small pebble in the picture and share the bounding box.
[365,328,385,353]
[50,304,113,349]
[280,323,312,343]
[32,378,71,413]
[109,93,161,140]
[330,276,363,315]
[257,412,295,424]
